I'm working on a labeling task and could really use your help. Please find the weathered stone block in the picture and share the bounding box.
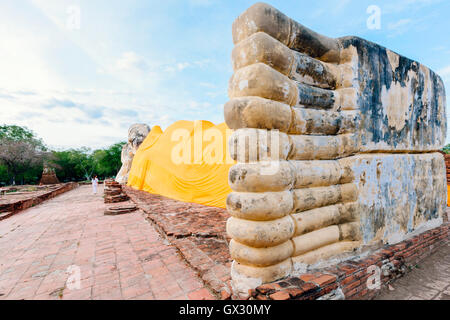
[350,153,446,244]
[226,2,447,296]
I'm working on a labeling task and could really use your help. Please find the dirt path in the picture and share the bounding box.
[375,243,450,300]
[0,185,215,300]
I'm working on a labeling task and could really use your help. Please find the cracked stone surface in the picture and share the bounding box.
[375,243,450,300]
[0,185,216,300]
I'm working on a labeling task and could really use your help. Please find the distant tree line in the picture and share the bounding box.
[0,124,125,186]
[442,145,450,154]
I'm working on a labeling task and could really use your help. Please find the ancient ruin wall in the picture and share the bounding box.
[39,166,60,185]
[225,2,447,294]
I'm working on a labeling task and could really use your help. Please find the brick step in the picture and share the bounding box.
[0,211,14,221]
[104,204,137,215]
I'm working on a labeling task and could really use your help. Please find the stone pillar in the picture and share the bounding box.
[225,2,447,295]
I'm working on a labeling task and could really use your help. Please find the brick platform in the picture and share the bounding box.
[0,183,78,221]
[124,187,232,297]
[0,185,216,300]
[249,223,450,300]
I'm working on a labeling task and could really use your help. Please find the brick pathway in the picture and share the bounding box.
[0,185,216,300]
[124,187,232,297]
[375,242,450,300]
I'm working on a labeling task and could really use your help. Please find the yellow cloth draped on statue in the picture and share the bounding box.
[448,185,450,207]
[127,120,234,208]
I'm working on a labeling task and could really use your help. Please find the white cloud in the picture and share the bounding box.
[199,82,217,88]
[176,62,191,71]
[0,85,224,149]
[387,19,413,36]
[164,60,213,73]
[388,19,412,29]
[438,65,450,79]
[332,0,351,15]
[113,51,149,72]
[96,51,160,88]
[0,14,66,92]
[188,0,215,7]
[383,0,443,14]
[0,90,138,149]
[0,1,227,150]
[187,101,212,110]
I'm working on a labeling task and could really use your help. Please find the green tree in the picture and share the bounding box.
[0,124,126,185]
[52,148,95,182]
[0,164,8,186]
[0,125,49,185]
[52,142,125,182]
[92,142,125,179]
[442,144,450,154]
[0,125,36,142]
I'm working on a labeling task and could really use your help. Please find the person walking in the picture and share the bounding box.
[92,175,99,194]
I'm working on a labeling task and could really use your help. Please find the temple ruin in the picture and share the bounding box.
[119,2,447,299]
[39,165,60,185]
[225,2,446,294]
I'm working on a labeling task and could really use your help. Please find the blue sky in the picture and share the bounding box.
[0,0,449,149]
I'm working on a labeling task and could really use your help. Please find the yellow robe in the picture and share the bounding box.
[127,120,234,208]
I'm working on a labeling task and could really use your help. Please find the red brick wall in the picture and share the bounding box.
[0,183,78,221]
[443,153,450,184]
[248,223,449,300]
